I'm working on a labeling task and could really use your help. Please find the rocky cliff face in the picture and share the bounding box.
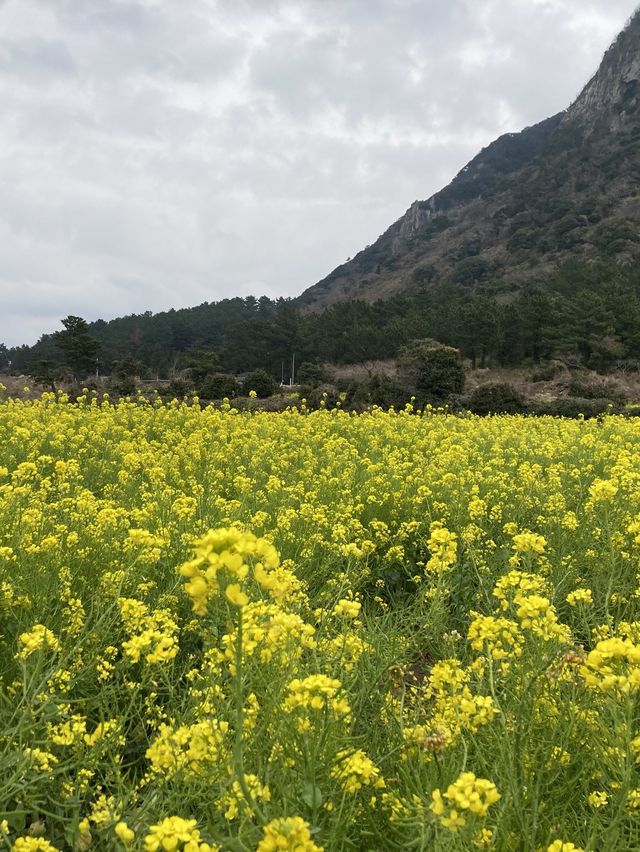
[299,10,640,311]
[565,11,640,133]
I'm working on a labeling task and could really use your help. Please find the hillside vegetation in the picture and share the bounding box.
[4,253,640,388]
[299,10,640,310]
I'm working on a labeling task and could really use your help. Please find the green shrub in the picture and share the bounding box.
[164,379,191,399]
[110,356,144,396]
[343,380,372,411]
[467,383,526,415]
[530,396,614,418]
[396,340,465,405]
[307,384,341,410]
[452,256,491,285]
[200,373,238,400]
[531,362,563,383]
[296,362,330,387]
[568,377,627,405]
[243,369,277,398]
[109,375,137,396]
[340,375,412,412]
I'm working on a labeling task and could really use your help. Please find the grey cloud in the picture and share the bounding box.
[0,37,76,79]
[40,0,166,34]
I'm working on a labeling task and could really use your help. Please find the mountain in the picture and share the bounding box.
[298,9,640,310]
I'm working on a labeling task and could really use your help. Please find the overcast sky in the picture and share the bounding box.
[1,0,638,346]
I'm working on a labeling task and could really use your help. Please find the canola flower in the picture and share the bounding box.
[332,598,361,619]
[179,527,287,615]
[2,394,640,849]
[330,749,385,794]
[18,624,61,658]
[217,774,272,820]
[581,637,640,693]
[566,588,593,606]
[283,674,351,733]
[143,816,217,851]
[587,791,608,808]
[283,674,350,715]
[424,523,458,575]
[430,772,501,831]
[256,816,323,852]
[221,601,316,669]
[115,822,135,844]
[119,597,179,664]
[512,531,547,556]
[467,613,523,661]
[146,718,230,779]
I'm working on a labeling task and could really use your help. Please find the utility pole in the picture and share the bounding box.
[291,353,295,387]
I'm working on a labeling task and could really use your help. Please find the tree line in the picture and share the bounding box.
[2,256,640,382]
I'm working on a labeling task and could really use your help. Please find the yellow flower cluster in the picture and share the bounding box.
[18,624,61,658]
[423,660,498,746]
[332,598,361,619]
[218,774,271,820]
[179,527,290,615]
[514,593,568,642]
[331,749,385,794]
[512,531,547,556]
[566,588,593,606]
[493,570,547,608]
[284,674,350,731]
[222,601,316,669]
[143,816,217,851]
[115,822,135,844]
[430,771,500,832]
[587,791,608,808]
[119,597,179,664]
[146,718,230,778]
[628,789,640,809]
[24,747,58,771]
[89,793,120,826]
[256,816,323,852]
[319,633,370,672]
[467,613,523,661]
[425,523,458,575]
[588,478,619,503]
[491,571,568,642]
[12,840,60,851]
[581,636,640,694]
[48,713,88,746]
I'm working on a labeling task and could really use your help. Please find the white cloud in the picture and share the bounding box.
[0,0,637,345]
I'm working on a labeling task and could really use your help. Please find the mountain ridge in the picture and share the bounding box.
[298,8,640,310]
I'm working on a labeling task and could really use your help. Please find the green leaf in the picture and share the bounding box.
[301,782,323,809]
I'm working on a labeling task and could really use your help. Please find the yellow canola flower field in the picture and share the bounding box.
[2,391,640,850]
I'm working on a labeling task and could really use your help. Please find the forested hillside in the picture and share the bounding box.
[4,255,640,380]
[298,10,640,310]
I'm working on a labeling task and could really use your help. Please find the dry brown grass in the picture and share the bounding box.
[465,363,640,404]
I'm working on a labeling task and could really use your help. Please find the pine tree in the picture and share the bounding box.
[54,316,100,380]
